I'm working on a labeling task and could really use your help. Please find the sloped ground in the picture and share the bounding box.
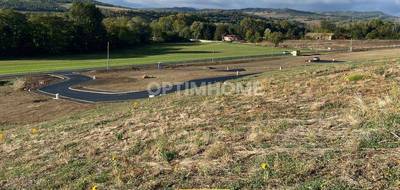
[0,76,92,125]
[1,57,399,189]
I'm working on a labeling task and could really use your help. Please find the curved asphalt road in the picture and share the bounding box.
[38,72,255,103]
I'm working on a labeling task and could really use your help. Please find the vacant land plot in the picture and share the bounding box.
[80,48,400,92]
[1,48,399,189]
[0,43,284,76]
[79,56,303,92]
[275,39,400,51]
[0,77,93,125]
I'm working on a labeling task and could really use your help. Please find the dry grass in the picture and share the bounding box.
[1,56,400,189]
[12,78,26,91]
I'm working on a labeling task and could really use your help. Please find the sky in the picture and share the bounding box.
[99,0,400,15]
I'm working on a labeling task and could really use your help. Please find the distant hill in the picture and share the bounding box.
[0,0,118,12]
[0,1,398,22]
[241,8,399,23]
[146,7,198,12]
[321,11,395,20]
[143,7,399,22]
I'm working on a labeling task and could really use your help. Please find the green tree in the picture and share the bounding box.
[0,9,31,56]
[245,30,261,43]
[214,24,229,40]
[69,2,106,51]
[240,17,266,42]
[190,21,204,40]
[151,15,183,42]
[104,17,150,47]
[264,28,272,39]
[320,20,336,32]
[267,32,284,47]
[202,23,216,40]
[29,15,74,54]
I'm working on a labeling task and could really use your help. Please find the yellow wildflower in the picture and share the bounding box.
[31,128,39,135]
[132,101,140,109]
[91,185,98,190]
[261,163,269,170]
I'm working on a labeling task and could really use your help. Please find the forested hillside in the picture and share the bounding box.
[0,0,114,12]
[244,8,397,22]
[0,0,397,22]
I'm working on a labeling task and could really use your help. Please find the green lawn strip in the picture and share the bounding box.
[0,43,287,75]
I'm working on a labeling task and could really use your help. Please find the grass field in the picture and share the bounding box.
[0,43,285,76]
[1,49,400,189]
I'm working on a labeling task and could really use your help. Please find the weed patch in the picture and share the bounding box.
[347,73,364,82]
[358,130,400,149]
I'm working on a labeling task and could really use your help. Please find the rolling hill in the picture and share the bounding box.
[242,8,398,22]
[0,0,398,22]
[0,0,117,12]
[138,7,399,22]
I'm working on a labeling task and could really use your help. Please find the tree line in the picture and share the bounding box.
[0,2,150,56]
[2,2,399,57]
[0,2,307,56]
[0,0,111,12]
[314,19,400,39]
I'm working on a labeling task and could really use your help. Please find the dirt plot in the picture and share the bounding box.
[79,48,400,92]
[0,77,92,126]
[80,56,309,92]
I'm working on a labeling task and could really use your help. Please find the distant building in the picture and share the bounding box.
[305,33,334,40]
[223,35,241,42]
[291,50,301,56]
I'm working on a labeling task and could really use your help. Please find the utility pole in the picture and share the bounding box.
[107,41,110,71]
[350,38,353,52]
[350,17,353,52]
[212,48,215,63]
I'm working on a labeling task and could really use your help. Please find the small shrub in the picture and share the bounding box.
[0,80,11,86]
[160,150,177,162]
[347,74,364,82]
[115,133,124,141]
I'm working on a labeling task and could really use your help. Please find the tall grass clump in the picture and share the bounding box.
[12,78,26,91]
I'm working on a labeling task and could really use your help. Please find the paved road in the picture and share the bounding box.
[38,72,254,103]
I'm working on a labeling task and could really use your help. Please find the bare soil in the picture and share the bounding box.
[80,48,400,92]
[0,76,93,126]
